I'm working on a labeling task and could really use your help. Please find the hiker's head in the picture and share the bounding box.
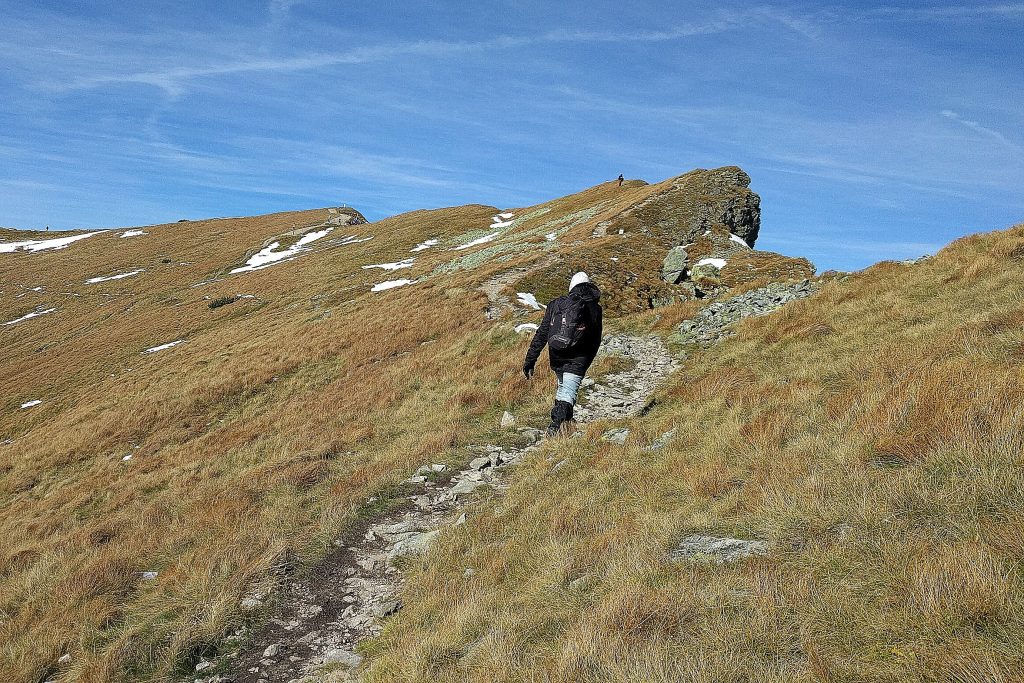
[569,272,590,292]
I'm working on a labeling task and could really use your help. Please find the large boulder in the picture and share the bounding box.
[661,246,689,283]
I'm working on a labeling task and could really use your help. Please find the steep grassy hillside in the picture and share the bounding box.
[1,168,809,682]
[363,226,1024,682]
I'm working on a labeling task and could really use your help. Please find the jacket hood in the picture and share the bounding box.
[569,281,601,302]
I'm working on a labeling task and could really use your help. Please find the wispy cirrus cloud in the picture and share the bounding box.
[868,3,1024,19]
[940,110,1016,149]
[45,8,821,98]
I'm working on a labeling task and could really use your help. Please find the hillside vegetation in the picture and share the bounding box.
[1,169,1020,682]
[364,226,1024,682]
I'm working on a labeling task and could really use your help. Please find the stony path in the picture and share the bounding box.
[214,333,679,683]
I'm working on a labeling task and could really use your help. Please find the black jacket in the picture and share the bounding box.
[524,282,603,376]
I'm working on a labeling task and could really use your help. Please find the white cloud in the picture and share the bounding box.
[940,110,1015,149]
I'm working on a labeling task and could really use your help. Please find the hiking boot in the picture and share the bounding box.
[546,400,574,437]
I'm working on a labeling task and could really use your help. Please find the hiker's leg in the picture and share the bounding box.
[548,372,583,435]
[548,372,569,436]
[555,372,583,405]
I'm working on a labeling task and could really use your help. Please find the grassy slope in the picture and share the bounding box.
[363,226,1024,682]
[1,178,713,682]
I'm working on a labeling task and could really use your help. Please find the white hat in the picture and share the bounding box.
[569,271,590,292]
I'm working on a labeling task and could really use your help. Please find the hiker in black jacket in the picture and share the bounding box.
[523,272,603,436]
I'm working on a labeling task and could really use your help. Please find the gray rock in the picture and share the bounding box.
[322,648,362,668]
[648,429,676,450]
[469,456,492,470]
[388,529,439,559]
[500,410,516,427]
[450,478,484,496]
[601,428,630,444]
[669,535,768,563]
[661,246,689,284]
[263,644,281,658]
[372,599,402,617]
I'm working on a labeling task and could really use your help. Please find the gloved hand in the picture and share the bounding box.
[523,363,535,379]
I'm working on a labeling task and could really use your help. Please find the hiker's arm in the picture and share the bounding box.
[524,306,553,371]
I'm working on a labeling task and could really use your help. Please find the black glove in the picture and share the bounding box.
[523,363,535,379]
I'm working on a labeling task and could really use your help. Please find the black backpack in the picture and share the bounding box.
[549,295,591,352]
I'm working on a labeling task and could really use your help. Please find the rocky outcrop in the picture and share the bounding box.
[677,279,817,347]
[598,166,761,249]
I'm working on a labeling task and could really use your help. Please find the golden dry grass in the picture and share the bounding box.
[0,176,696,682]
[361,225,1024,683]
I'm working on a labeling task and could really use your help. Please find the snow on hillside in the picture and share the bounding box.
[362,258,415,271]
[86,269,144,284]
[455,232,500,251]
[411,239,438,252]
[121,230,147,238]
[144,340,185,354]
[491,213,515,229]
[0,232,100,253]
[371,279,413,292]
[4,307,56,325]
[230,228,335,274]
[696,257,727,269]
[516,293,544,310]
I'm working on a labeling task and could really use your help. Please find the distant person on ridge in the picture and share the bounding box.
[617,174,624,187]
[523,272,603,436]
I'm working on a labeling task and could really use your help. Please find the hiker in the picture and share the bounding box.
[617,174,624,187]
[523,272,603,436]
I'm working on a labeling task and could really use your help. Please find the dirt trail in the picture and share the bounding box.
[219,333,679,683]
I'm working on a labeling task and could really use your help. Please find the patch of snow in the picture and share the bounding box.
[729,233,750,248]
[339,234,373,246]
[139,571,158,580]
[545,232,557,241]
[455,231,501,250]
[120,230,147,238]
[695,258,727,270]
[514,323,538,333]
[29,286,44,292]
[230,228,334,273]
[0,232,100,254]
[411,238,438,252]
[20,400,41,409]
[618,228,624,235]
[86,269,144,284]
[144,340,184,354]
[122,454,133,461]
[491,214,514,229]
[516,292,544,310]
[371,279,413,292]
[362,258,415,271]
[610,257,619,262]
[4,307,56,325]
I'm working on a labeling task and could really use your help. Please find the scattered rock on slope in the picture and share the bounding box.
[677,279,817,347]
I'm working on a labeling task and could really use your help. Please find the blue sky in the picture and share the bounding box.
[1,1,1021,270]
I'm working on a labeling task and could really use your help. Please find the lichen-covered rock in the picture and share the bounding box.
[661,246,689,283]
